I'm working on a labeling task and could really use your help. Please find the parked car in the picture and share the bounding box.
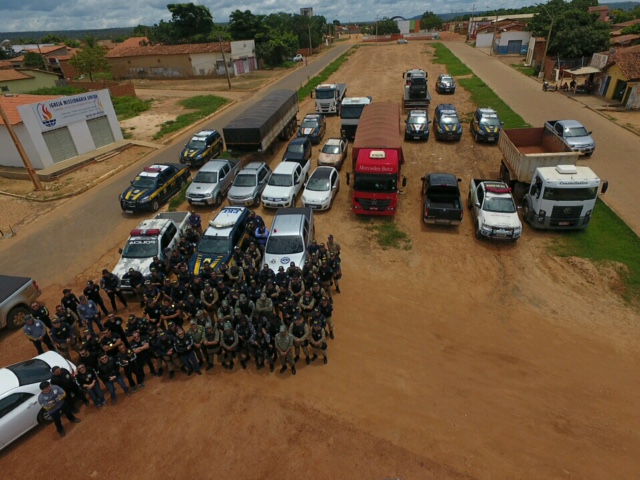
[470,107,503,143]
[261,162,305,208]
[297,113,326,144]
[263,207,315,268]
[301,166,340,211]
[318,138,348,170]
[227,162,272,207]
[179,130,224,168]
[404,109,430,141]
[293,54,304,62]
[0,275,41,330]
[435,74,456,94]
[119,164,191,213]
[397,38,408,44]
[0,351,75,451]
[185,159,240,206]
[433,104,462,141]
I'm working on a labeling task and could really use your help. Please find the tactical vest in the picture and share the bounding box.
[311,329,323,342]
[292,322,305,338]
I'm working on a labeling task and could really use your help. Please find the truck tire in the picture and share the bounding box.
[151,200,160,212]
[7,305,30,329]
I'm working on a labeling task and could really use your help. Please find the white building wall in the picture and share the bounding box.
[0,125,42,169]
[230,40,255,57]
[476,32,494,48]
[190,53,219,76]
[497,31,531,46]
[396,20,411,34]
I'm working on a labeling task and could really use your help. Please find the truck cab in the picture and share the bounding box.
[522,165,608,229]
[340,97,372,140]
[311,83,347,115]
[349,149,406,215]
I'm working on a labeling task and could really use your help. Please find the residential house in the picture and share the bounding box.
[602,45,640,108]
[475,20,530,53]
[611,34,640,47]
[104,37,257,80]
[10,45,74,76]
[0,68,59,93]
[588,6,609,22]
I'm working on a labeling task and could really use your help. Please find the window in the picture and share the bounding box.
[161,224,177,251]
[0,393,34,419]
[6,359,52,386]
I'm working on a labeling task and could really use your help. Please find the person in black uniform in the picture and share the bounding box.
[84,280,109,315]
[309,318,328,364]
[144,297,162,330]
[173,328,202,375]
[30,301,52,328]
[150,328,176,379]
[100,269,129,312]
[96,353,132,405]
[129,330,156,375]
[51,365,89,410]
[79,330,102,357]
[234,313,255,369]
[160,297,184,328]
[125,313,151,338]
[123,268,145,306]
[49,317,77,360]
[147,268,165,290]
[78,346,99,371]
[75,363,106,408]
[61,289,80,315]
[100,326,123,357]
[220,322,239,370]
[103,313,129,348]
[116,343,145,391]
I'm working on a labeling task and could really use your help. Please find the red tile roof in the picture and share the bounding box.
[0,69,33,82]
[607,47,640,80]
[0,60,13,69]
[23,45,68,55]
[612,19,640,28]
[611,34,640,46]
[0,94,61,125]
[105,36,230,58]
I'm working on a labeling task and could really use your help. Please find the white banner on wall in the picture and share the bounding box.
[30,91,106,132]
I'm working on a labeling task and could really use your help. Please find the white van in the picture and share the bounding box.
[263,207,315,268]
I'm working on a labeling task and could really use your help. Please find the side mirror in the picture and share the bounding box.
[457,178,462,183]
[346,172,351,186]
[601,181,609,194]
[118,248,123,254]
[475,202,481,208]
[402,177,407,187]
[130,180,134,185]
[588,131,593,135]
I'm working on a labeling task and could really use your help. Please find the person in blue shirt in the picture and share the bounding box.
[38,381,80,437]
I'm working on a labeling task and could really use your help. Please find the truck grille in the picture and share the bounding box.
[189,194,206,198]
[356,197,391,211]
[550,205,583,227]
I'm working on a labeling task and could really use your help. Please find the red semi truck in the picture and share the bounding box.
[347,102,406,215]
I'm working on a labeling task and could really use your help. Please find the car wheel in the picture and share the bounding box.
[474,132,479,143]
[151,200,160,212]
[475,221,482,240]
[37,408,52,425]
[468,192,473,210]
[214,193,221,207]
[6,305,30,329]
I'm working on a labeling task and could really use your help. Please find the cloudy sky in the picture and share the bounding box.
[0,0,532,33]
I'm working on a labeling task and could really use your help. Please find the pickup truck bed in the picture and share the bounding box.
[421,173,463,225]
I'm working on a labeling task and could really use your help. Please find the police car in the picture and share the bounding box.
[120,164,190,213]
[188,207,251,275]
[297,113,326,144]
[433,104,462,141]
[470,108,503,143]
[179,130,223,168]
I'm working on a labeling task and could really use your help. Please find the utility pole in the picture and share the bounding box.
[375,16,379,43]
[490,12,498,55]
[308,21,313,57]
[217,36,232,90]
[0,102,43,191]
[468,4,476,41]
[539,6,556,79]
[36,40,50,72]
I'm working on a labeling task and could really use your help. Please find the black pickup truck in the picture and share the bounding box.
[421,173,463,225]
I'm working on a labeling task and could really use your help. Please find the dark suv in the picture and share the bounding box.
[297,114,326,144]
[470,107,503,143]
[433,104,462,141]
[435,74,456,94]
[404,110,430,141]
[283,137,312,162]
[179,130,223,167]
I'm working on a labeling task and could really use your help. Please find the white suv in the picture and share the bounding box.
[263,207,315,268]
[261,162,304,208]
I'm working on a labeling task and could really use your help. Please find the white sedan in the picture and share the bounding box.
[301,166,340,211]
[0,351,75,451]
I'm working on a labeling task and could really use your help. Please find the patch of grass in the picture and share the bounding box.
[168,180,191,211]
[112,96,152,121]
[431,43,529,129]
[153,95,228,140]
[297,48,356,101]
[362,218,412,250]
[511,63,535,76]
[431,43,472,76]
[550,199,640,304]
[27,86,87,95]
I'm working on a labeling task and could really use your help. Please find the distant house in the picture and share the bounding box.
[611,34,640,47]
[601,45,640,108]
[0,68,59,93]
[104,37,257,80]
[588,6,609,22]
[475,20,530,53]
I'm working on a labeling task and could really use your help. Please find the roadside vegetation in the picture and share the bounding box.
[361,218,412,250]
[111,96,152,121]
[153,95,227,140]
[297,48,355,101]
[431,43,529,128]
[511,62,536,77]
[552,200,640,305]
[27,86,87,95]
[168,181,190,211]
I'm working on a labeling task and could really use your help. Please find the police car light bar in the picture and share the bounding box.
[130,228,161,236]
[144,166,163,172]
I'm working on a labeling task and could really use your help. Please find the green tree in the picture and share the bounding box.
[23,51,46,69]
[255,30,299,66]
[40,34,63,44]
[228,10,266,40]
[621,23,640,34]
[375,18,400,35]
[168,3,214,42]
[421,11,443,30]
[333,20,341,26]
[69,46,111,81]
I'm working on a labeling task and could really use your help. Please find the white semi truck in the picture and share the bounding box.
[311,83,347,115]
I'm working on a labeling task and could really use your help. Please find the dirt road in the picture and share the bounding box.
[1,40,639,479]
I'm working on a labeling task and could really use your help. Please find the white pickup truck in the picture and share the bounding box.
[468,179,522,241]
[0,275,41,329]
[112,211,190,290]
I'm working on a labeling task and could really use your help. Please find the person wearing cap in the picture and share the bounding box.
[251,317,274,371]
[202,322,221,370]
[79,330,102,357]
[281,295,300,326]
[61,288,80,315]
[96,353,132,404]
[23,314,56,355]
[100,269,129,312]
[235,293,255,320]
[173,327,202,375]
[177,263,194,288]
[234,312,255,369]
[318,296,334,340]
[38,381,80,437]
[150,328,177,379]
[189,275,205,299]
[129,330,157,376]
[188,210,203,236]
[289,314,311,365]
[217,299,234,325]
[286,262,302,280]
[54,304,81,344]
[77,295,104,333]
[30,301,53,329]
[122,268,145,306]
[220,322,239,369]
[241,252,256,271]
[147,267,165,290]
[317,259,334,299]
[83,280,109,315]
[104,313,129,348]
[116,343,145,390]
[125,314,150,338]
[149,255,167,276]
[160,297,184,328]
[167,249,186,276]
[275,324,296,375]
[76,363,106,409]
[289,275,306,302]
[309,282,326,306]
[247,241,262,263]
[142,279,161,305]
[182,293,202,317]
[170,279,189,305]
[184,224,200,245]
[299,290,316,322]
[143,297,162,330]
[49,316,76,360]
[255,291,274,321]
[200,282,219,313]
[328,251,342,294]
[309,319,328,364]
[187,319,206,366]
[51,365,89,410]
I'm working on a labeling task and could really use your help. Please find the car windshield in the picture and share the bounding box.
[287,144,305,154]
[131,176,156,189]
[301,120,319,128]
[198,236,231,255]
[193,172,217,184]
[269,173,293,187]
[440,76,453,82]
[480,117,501,126]
[408,116,427,125]
[440,115,459,125]
[315,90,335,99]
[187,139,206,149]
[7,359,52,386]
[322,144,340,154]
[564,127,589,137]
[542,186,598,201]
[353,173,398,193]
[234,174,256,187]
[340,105,366,119]
[483,196,516,213]
[266,235,304,254]
[122,237,159,258]
[306,177,330,191]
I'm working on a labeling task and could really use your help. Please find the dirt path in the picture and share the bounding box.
[1,40,639,479]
